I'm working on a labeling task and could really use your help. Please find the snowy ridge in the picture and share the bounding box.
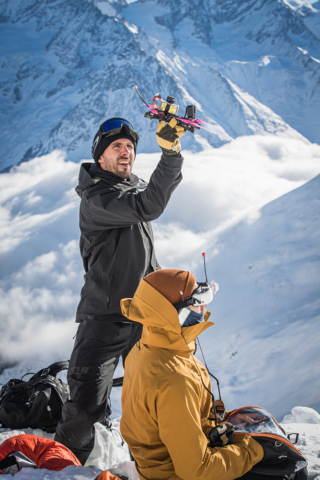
[0,0,319,170]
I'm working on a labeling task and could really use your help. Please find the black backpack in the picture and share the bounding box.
[0,361,70,433]
[225,406,308,480]
[0,361,124,433]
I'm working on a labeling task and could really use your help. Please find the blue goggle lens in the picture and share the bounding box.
[92,118,139,160]
[101,118,133,134]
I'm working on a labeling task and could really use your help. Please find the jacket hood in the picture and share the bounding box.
[75,162,147,198]
[75,162,96,197]
[121,279,214,352]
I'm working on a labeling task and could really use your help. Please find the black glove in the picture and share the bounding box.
[209,422,235,447]
[156,119,186,155]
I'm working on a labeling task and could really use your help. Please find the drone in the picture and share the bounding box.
[133,86,207,134]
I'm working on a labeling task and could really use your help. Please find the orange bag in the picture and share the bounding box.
[0,434,81,473]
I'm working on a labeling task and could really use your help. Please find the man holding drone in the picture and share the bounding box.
[54,116,186,464]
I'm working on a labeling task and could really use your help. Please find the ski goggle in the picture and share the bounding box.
[174,280,219,311]
[191,281,219,306]
[91,118,139,158]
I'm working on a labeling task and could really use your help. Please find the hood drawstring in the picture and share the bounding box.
[197,338,225,421]
[180,331,219,422]
[180,331,225,422]
[197,339,222,401]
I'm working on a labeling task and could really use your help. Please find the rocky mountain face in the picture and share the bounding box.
[0,0,319,170]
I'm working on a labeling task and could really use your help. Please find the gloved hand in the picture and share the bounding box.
[208,422,235,447]
[156,118,186,155]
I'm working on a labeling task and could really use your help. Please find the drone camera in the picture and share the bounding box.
[166,96,175,104]
[186,105,196,119]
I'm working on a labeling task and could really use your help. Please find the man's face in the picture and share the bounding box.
[98,138,134,179]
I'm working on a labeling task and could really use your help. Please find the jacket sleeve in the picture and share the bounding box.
[156,375,264,480]
[86,153,183,229]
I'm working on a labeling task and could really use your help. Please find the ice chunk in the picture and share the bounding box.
[281,407,320,424]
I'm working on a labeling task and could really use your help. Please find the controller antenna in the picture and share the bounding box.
[202,252,208,283]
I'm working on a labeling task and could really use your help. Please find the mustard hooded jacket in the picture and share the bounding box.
[120,279,264,480]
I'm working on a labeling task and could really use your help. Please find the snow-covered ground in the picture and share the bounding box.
[0,419,134,480]
[281,407,320,480]
[0,407,319,480]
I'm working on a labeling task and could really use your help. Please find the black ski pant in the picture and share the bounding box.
[54,320,142,465]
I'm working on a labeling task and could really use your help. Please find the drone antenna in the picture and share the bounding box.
[202,252,208,283]
[133,86,149,107]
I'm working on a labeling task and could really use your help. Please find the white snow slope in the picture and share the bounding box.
[197,172,320,421]
[0,406,319,480]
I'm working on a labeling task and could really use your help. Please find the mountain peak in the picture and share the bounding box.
[0,0,319,170]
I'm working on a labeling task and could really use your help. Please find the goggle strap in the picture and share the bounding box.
[173,298,196,311]
[92,122,139,158]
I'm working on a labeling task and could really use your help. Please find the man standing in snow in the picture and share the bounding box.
[55,118,185,464]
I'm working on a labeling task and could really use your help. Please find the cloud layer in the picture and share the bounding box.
[0,135,319,416]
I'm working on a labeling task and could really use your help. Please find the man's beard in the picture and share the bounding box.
[102,154,133,179]
[114,154,133,179]
[115,165,132,180]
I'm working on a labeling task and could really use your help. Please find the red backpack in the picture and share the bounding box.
[0,434,80,474]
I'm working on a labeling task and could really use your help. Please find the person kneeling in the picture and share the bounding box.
[120,269,264,480]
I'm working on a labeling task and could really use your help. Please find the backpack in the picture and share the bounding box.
[225,406,308,480]
[0,434,81,474]
[0,361,124,433]
[0,361,70,433]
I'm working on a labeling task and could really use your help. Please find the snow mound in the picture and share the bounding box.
[0,419,131,473]
[282,406,320,424]
[280,408,320,480]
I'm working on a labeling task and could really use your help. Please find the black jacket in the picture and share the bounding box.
[75,153,183,322]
